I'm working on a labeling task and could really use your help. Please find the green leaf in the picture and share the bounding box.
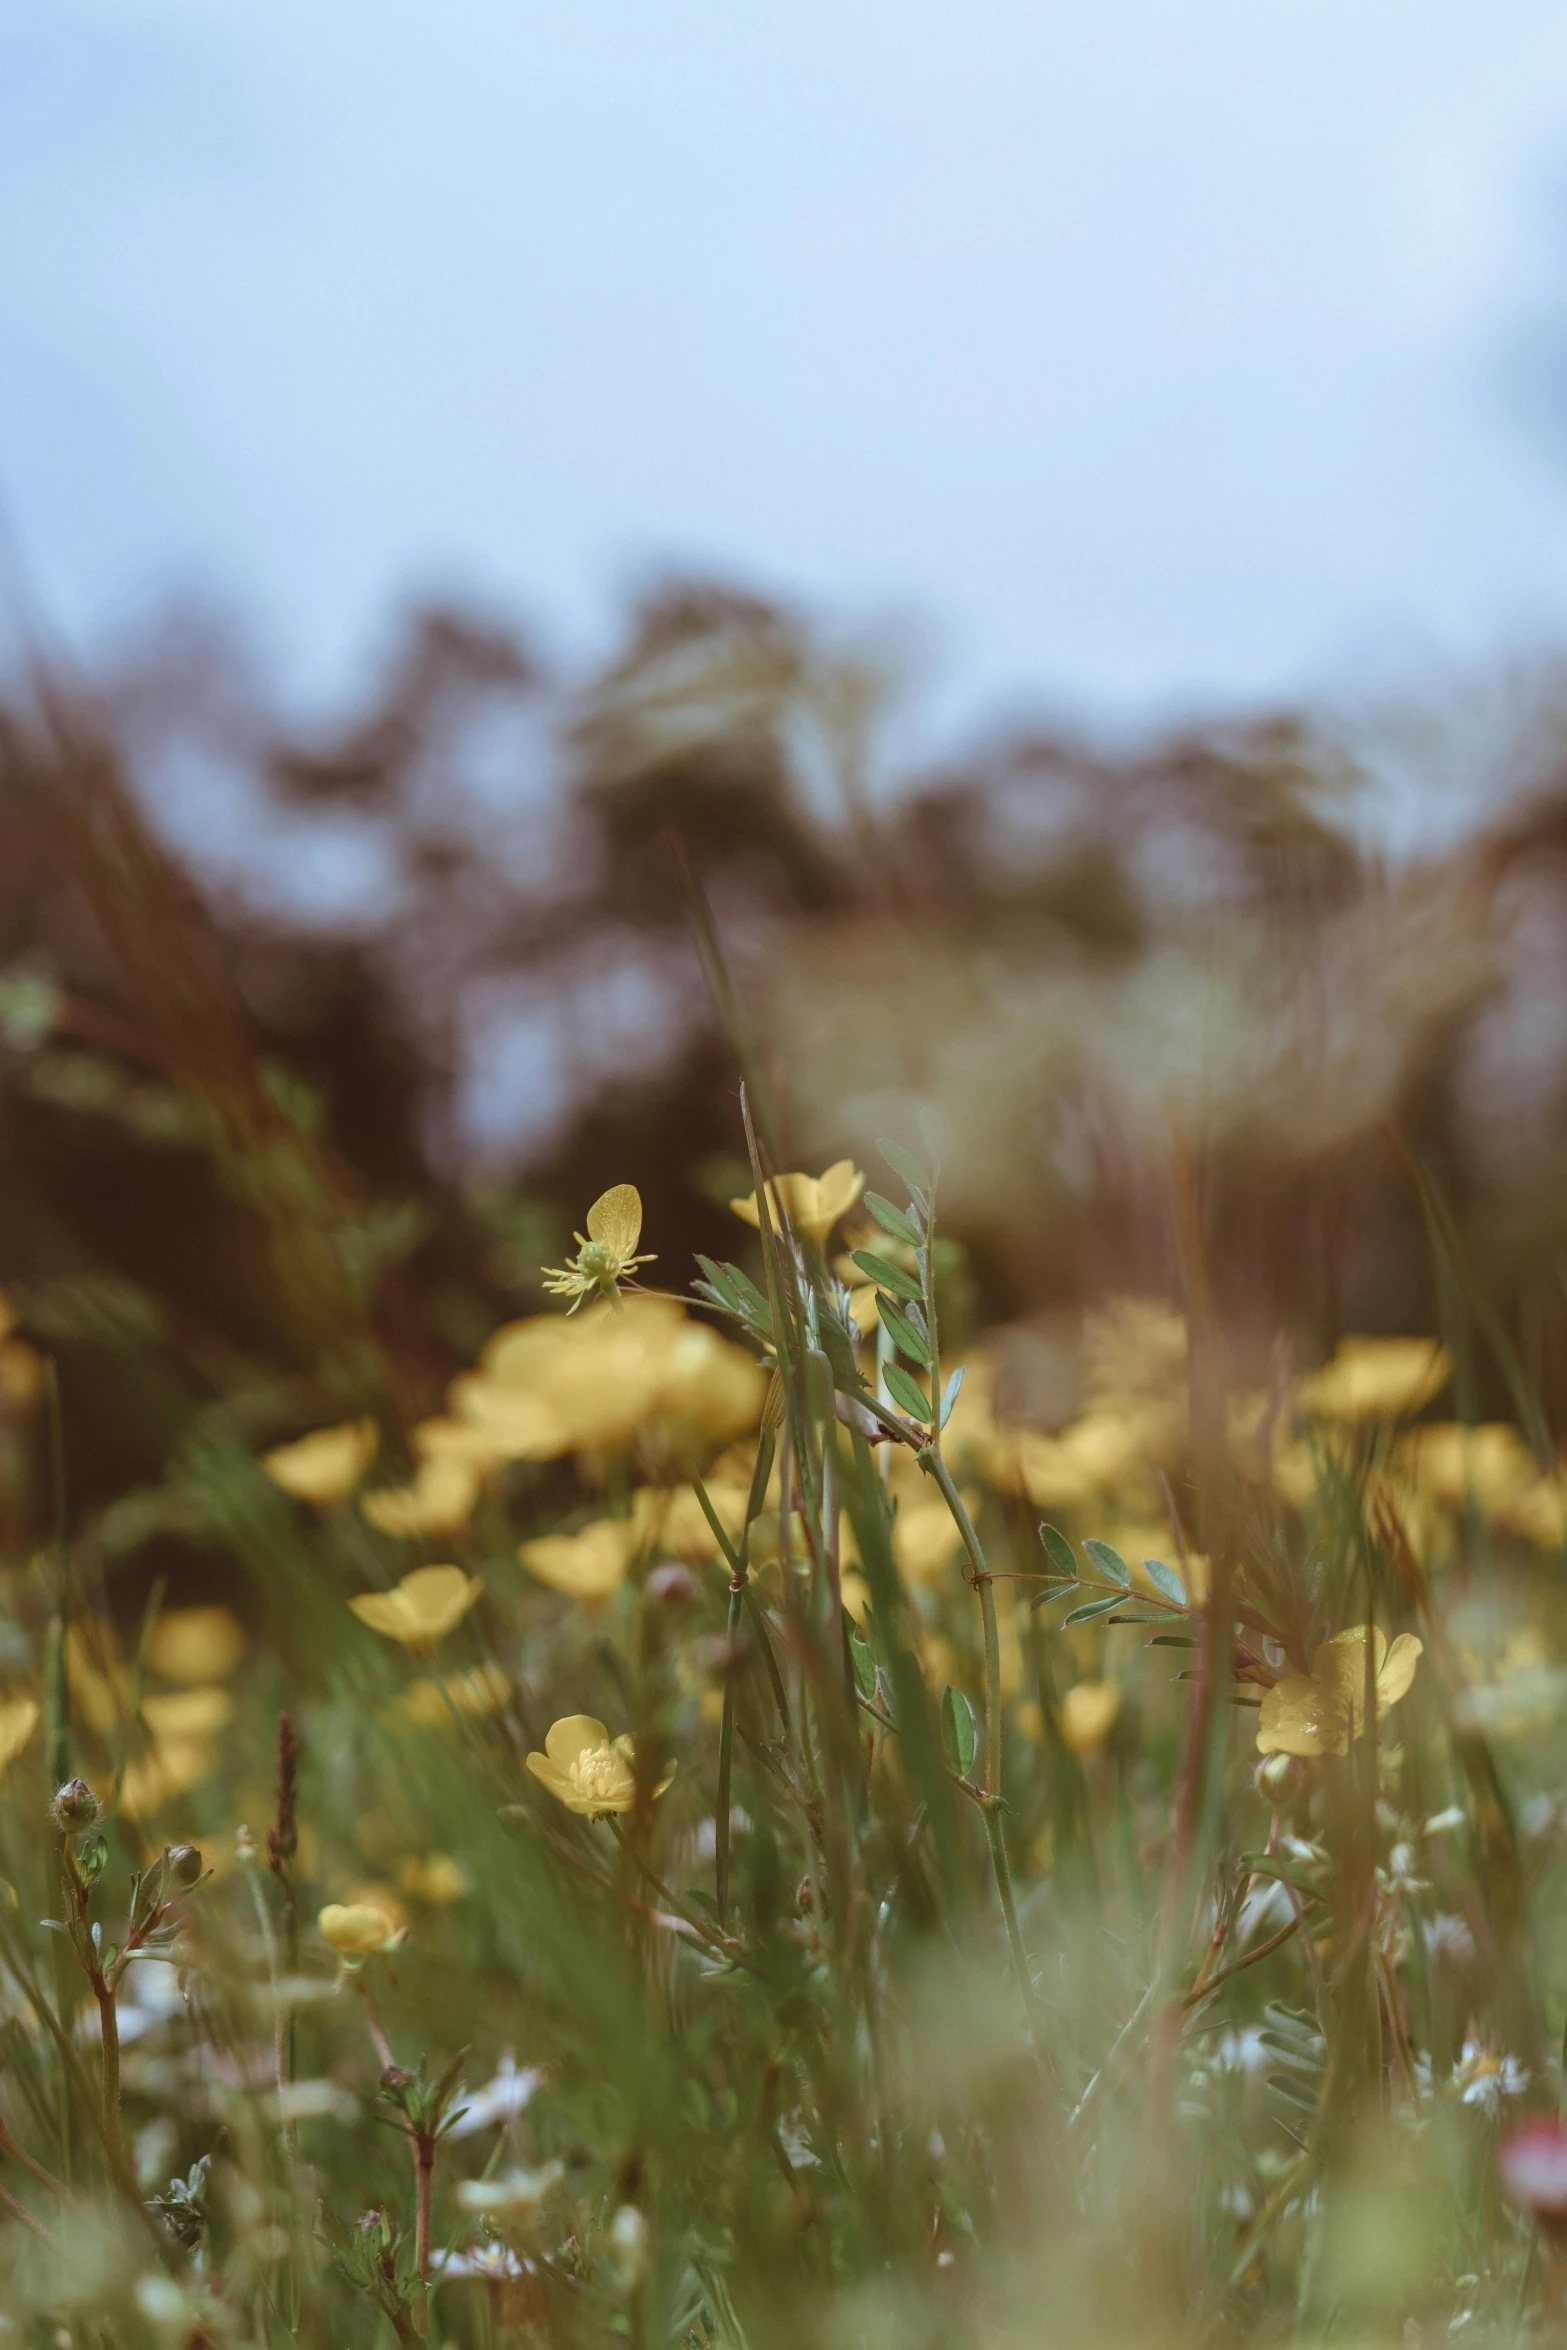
[1038,1522,1076,1577]
[1062,1595,1125,1626]
[1142,1556,1187,1607]
[1148,1634,1198,1648]
[850,1249,923,1303]
[937,1366,966,1430]
[849,1629,876,1698]
[877,1297,932,1367]
[1081,1538,1131,1589]
[1102,1613,1170,1626]
[695,1255,740,1311]
[1029,1582,1080,1611]
[878,1138,932,1197]
[865,1191,923,1248]
[883,1363,934,1424]
[940,1684,977,1777]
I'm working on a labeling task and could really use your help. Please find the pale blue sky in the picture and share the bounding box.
[5,0,1567,731]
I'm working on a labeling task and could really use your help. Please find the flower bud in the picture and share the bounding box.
[380,2063,414,2094]
[1255,1752,1305,1807]
[644,1562,699,1607]
[167,1844,203,1887]
[51,1777,101,1832]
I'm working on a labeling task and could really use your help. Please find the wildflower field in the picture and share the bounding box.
[6,614,1567,2347]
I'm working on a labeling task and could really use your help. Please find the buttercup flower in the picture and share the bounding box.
[148,1607,246,1685]
[1058,1680,1122,1754]
[140,1687,234,1739]
[525,1715,672,1818]
[396,1852,470,1904]
[520,1520,639,1601]
[1256,1624,1423,1757]
[263,1418,379,1508]
[362,1454,482,1538]
[349,1564,483,1652]
[319,1901,406,1956]
[1296,1336,1449,1424]
[120,1734,218,1821]
[730,1161,865,1251]
[542,1184,656,1313]
[0,1695,38,1772]
[399,1662,512,1725]
[1401,1422,1534,1513]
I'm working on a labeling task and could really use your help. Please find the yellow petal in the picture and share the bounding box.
[0,1696,39,1771]
[263,1418,379,1507]
[349,1564,482,1650]
[318,1901,400,1954]
[543,1714,612,1769]
[141,1686,234,1739]
[585,1184,643,1260]
[362,1456,480,1538]
[396,1852,470,1905]
[520,1522,638,1600]
[398,1663,512,1726]
[1377,1632,1423,1710]
[148,1607,246,1685]
[1297,1337,1450,1424]
[120,1734,217,1820]
[814,1160,866,1230]
[1256,1673,1345,1758]
[1058,1680,1121,1754]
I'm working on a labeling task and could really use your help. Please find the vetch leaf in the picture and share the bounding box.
[940,1685,978,1777]
[883,1363,934,1425]
[1038,1522,1076,1577]
[865,1191,923,1248]
[878,1298,932,1367]
[1063,1595,1125,1626]
[937,1366,966,1431]
[849,1629,876,1699]
[1082,1538,1131,1589]
[1142,1556,1188,1608]
[850,1250,923,1303]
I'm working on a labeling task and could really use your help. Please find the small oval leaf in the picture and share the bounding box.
[940,1684,978,1777]
[1038,1522,1076,1577]
[1082,1538,1131,1589]
[1142,1556,1188,1607]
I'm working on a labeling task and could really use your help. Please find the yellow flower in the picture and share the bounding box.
[520,1521,639,1602]
[318,1900,405,1956]
[120,1735,218,1820]
[1256,1624,1424,1758]
[398,1662,512,1726]
[1058,1680,1122,1754]
[1499,1471,1567,1550]
[541,1185,656,1313]
[148,1607,246,1685]
[411,1416,510,1471]
[349,1564,483,1651]
[980,1411,1146,1509]
[362,1455,482,1538]
[140,1687,234,1739]
[524,1716,672,1818]
[1400,1422,1534,1514]
[1296,1337,1449,1424]
[0,1696,39,1771]
[730,1161,865,1251]
[396,1852,470,1905]
[632,1482,747,1562]
[263,1418,379,1508]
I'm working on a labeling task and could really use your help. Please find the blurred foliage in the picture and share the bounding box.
[0,588,1564,2339]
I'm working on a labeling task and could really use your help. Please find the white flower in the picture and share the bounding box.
[445,2051,540,2137]
[1423,1913,1477,1967]
[457,2162,563,2213]
[1452,2040,1528,2113]
[434,2243,532,2280]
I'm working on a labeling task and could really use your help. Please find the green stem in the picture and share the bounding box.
[716,1582,743,1925]
[94,1978,130,2182]
[983,1802,1043,2055]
